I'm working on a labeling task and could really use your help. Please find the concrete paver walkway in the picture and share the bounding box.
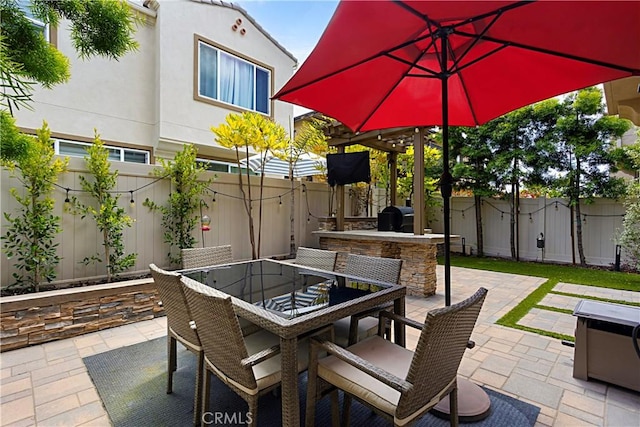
[1,266,639,426]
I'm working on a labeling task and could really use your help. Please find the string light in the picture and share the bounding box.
[583,214,587,224]
[529,213,533,223]
[377,133,382,140]
[129,190,135,207]
[461,212,465,219]
[278,196,282,205]
[501,212,504,220]
[301,184,306,193]
[64,188,70,204]
[555,201,558,211]
[212,191,217,203]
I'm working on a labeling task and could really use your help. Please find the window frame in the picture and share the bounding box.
[193,34,273,117]
[16,0,52,42]
[54,138,151,165]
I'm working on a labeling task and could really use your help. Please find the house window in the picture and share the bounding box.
[197,40,271,115]
[16,0,49,41]
[54,139,150,164]
[196,158,256,175]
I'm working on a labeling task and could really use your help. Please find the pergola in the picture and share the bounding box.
[319,117,440,233]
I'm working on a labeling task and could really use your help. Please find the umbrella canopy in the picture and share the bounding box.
[274,0,640,305]
[240,152,326,178]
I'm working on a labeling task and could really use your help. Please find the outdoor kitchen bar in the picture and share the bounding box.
[314,221,454,297]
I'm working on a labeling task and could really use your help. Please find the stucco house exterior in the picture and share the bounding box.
[13,0,298,169]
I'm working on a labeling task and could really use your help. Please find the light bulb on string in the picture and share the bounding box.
[555,201,558,211]
[212,191,217,203]
[529,213,533,223]
[64,188,71,210]
[279,196,282,205]
[500,212,504,220]
[129,191,135,207]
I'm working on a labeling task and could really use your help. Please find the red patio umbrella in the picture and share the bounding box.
[274,0,640,306]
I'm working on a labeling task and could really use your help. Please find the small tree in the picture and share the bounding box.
[1,121,67,292]
[284,117,328,256]
[548,88,630,265]
[212,112,287,259]
[449,125,496,257]
[619,140,640,270]
[396,145,442,227]
[71,131,136,282]
[143,144,211,267]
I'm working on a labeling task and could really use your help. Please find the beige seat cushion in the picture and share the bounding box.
[333,316,379,348]
[246,330,310,392]
[318,335,413,415]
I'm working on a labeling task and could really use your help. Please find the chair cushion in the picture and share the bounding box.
[332,316,379,348]
[318,336,413,415]
[245,330,310,392]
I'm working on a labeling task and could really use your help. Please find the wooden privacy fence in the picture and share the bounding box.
[1,158,338,287]
[427,197,626,266]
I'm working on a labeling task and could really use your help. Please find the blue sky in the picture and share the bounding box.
[237,1,339,115]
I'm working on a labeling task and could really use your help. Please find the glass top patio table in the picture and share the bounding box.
[178,258,406,427]
[179,258,399,319]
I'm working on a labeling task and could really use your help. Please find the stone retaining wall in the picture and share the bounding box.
[0,278,162,352]
[319,237,437,297]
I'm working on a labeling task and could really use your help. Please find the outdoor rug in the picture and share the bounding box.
[83,337,540,427]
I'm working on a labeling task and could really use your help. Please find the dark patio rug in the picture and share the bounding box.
[83,337,540,427]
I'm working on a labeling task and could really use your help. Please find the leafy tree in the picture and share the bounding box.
[490,101,560,259]
[284,117,328,256]
[618,140,640,270]
[0,109,30,162]
[0,0,139,114]
[545,87,630,265]
[449,125,497,256]
[70,132,136,282]
[144,145,212,267]
[396,145,442,227]
[1,122,67,292]
[212,112,288,259]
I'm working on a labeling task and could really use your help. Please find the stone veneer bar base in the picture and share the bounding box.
[315,230,447,297]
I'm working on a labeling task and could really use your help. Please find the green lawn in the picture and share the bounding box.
[441,255,640,341]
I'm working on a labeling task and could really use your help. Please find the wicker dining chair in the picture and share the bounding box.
[149,263,204,426]
[306,287,488,427]
[334,254,403,347]
[181,245,233,269]
[180,275,313,427]
[294,247,338,271]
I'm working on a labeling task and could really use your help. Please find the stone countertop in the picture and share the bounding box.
[313,229,459,244]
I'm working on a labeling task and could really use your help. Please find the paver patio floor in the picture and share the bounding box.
[1,266,639,426]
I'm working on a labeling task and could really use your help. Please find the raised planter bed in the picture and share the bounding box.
[0,278,163,352]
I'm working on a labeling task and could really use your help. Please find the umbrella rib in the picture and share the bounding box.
[385,51,439,77]
[275,32,439,99]
[357,21,443,132]
[457,32,639,73]
[448,11,504,74]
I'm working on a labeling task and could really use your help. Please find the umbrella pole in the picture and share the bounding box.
[440,32,452,307]
[434,37,490,423]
